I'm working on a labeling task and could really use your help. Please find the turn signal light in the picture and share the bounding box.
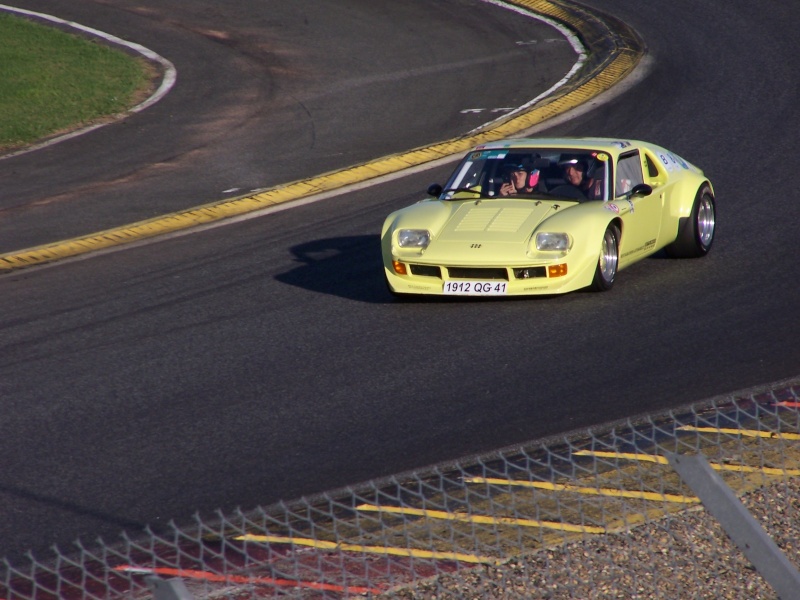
[392,260,408,275]
[548,264,568,277]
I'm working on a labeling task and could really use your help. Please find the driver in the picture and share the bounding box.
[561,158,602,199]
[499,163,540,196]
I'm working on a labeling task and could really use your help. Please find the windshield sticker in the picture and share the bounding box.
[468,150,507,161]
[596,152,609,162]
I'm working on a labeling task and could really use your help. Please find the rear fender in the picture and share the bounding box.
[661,177,714,243]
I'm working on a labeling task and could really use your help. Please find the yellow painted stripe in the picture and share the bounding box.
[465,476,699,504]
[573,450,669,464]
[573,450,800,476]
[678,425,800,440]
[234,534,500,565]
[712,463,800,476]
[0,0,644,273]
[356,504,606,534]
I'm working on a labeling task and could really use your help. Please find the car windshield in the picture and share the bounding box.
[440,147,611,202]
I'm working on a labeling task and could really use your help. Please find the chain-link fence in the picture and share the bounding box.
[3,378,800,599]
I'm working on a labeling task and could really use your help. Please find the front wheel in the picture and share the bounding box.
[590,224,620,292]
[665,185,716,258]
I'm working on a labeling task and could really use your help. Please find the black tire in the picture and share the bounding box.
[590,224,620,292]
[665,185,716,258]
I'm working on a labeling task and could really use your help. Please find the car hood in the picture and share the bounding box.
[443,201,558,237]
[421,199,569,262]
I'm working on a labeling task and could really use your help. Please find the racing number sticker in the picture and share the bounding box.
[659,152,689,172]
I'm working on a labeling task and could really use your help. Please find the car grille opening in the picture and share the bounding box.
[409,264,442,278]
[447,267,508,280]
[513,267,547,279]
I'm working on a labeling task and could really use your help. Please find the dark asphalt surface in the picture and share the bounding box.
[0,0,573,252]
[1,0,799,568]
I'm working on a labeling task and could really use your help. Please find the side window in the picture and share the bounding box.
[645,154,661,178]
[641,152,668,188]
[615,152,644,197]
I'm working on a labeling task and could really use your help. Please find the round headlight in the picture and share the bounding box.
[398,229,431,248]
[535,232,571,251]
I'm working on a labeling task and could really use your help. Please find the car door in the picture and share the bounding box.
[615,150,662,264]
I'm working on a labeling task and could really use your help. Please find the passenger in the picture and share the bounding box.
[561,158,602,200]
[499,164,540,196]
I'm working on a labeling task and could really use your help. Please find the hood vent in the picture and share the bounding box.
[454,207,534,233]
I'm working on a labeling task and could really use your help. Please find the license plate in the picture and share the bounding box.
[443,280,508,295]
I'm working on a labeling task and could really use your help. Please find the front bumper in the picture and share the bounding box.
[383,257,596,296]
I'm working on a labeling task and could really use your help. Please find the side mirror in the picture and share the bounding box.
[427,183,443,197]
[629,183,653,197]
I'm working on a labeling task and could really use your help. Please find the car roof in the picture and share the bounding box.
[474,137,648,154]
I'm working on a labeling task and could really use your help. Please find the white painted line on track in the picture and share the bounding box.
[471,0,587,133]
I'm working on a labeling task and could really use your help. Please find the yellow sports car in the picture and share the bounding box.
[382,138,715,297]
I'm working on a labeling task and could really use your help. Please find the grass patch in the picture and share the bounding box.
[0,12,154,152]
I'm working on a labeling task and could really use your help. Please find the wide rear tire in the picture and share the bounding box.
[590,224,620,292]
[665,185,716,258]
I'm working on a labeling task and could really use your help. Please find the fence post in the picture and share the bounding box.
[145,576,195,600]
[666,452,800,600]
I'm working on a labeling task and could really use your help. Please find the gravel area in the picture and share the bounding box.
[384,477,800,599]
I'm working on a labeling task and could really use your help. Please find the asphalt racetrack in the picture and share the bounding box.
[1,0,799,565]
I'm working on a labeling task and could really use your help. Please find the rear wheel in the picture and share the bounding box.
[665,185,716,257]
[590,224,620,292]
